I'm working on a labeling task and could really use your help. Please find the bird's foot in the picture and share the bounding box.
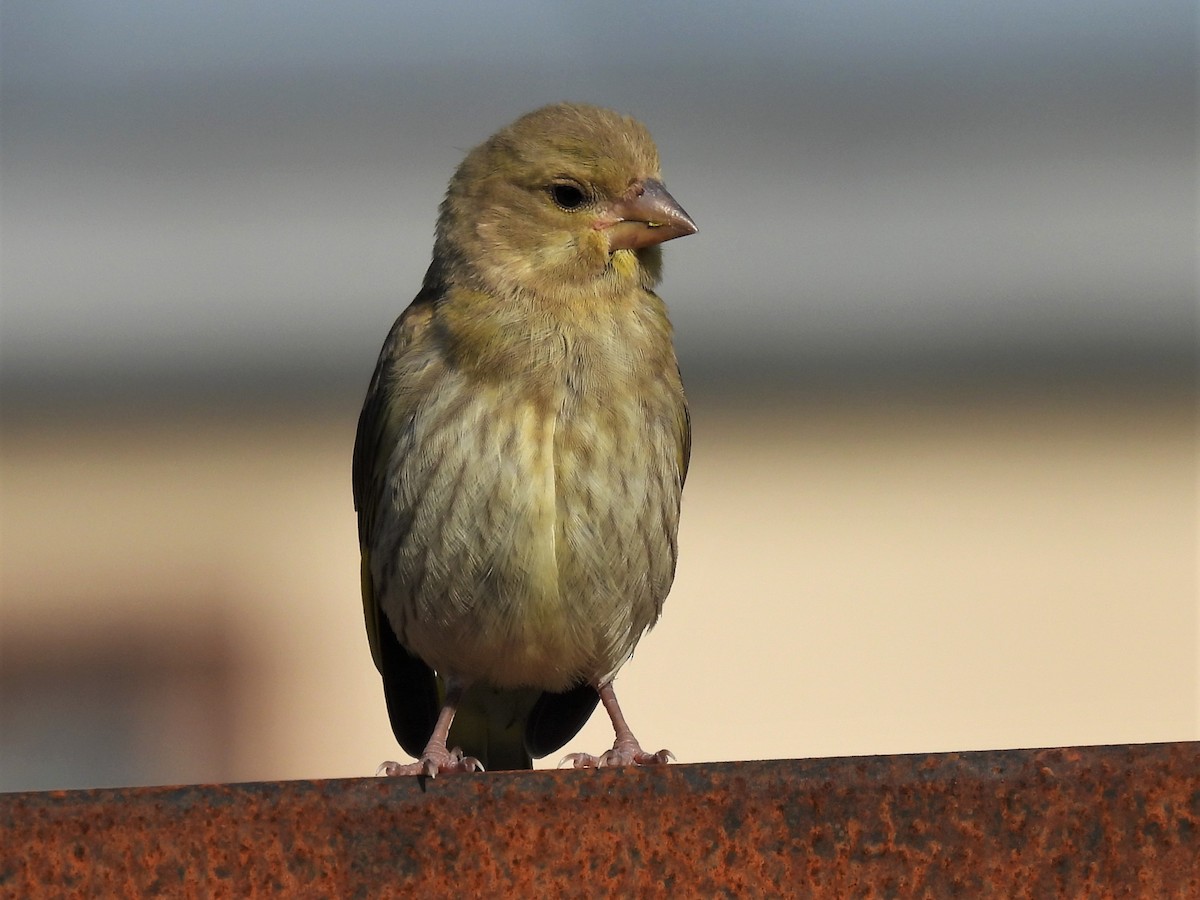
[376,746,484,778]
[559,739,675,769]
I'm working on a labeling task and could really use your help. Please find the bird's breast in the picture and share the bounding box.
[382,311,683,689]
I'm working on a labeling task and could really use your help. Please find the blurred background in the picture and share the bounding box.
[1,1,1195,791]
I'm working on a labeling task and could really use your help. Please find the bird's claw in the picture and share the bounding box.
[558,745,675,769]
[376,746,485,777]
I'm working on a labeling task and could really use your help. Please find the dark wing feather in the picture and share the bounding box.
[678,380,692,487]
[352,284,440,755]
[378,605,441,758]
[525,684,601,760]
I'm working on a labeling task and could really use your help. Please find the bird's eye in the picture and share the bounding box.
[549,181,589,211]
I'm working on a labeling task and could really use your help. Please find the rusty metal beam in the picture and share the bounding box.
[2,742,1197,896]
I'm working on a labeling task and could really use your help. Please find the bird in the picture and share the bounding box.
[352,102,696,775]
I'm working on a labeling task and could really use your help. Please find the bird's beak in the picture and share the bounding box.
[600,179,698,251]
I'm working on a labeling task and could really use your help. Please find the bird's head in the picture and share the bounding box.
[434,103,696,304]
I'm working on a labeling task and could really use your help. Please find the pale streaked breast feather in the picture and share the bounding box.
[369,336,685,691]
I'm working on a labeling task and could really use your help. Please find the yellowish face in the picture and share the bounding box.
[437,103,693,301]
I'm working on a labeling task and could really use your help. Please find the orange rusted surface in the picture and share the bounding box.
[2,742,1197,896]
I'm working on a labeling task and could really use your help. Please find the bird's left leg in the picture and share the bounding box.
[378,678,484,777]
[559,681,673,768]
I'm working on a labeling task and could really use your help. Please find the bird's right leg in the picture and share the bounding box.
[377,678,484,776]
[558,681,673,768]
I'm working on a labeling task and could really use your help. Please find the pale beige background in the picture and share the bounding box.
[3,384,1193,788]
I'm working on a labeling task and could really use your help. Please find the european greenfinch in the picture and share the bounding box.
[353,102,696,775]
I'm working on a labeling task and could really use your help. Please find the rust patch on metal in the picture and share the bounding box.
[2,743,1197,896]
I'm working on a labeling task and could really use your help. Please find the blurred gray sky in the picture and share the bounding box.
[2,1,1195,404]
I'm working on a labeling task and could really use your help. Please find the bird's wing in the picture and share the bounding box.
[524,683,601,761]
[678,379,692,488]
[352,287,442,759]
